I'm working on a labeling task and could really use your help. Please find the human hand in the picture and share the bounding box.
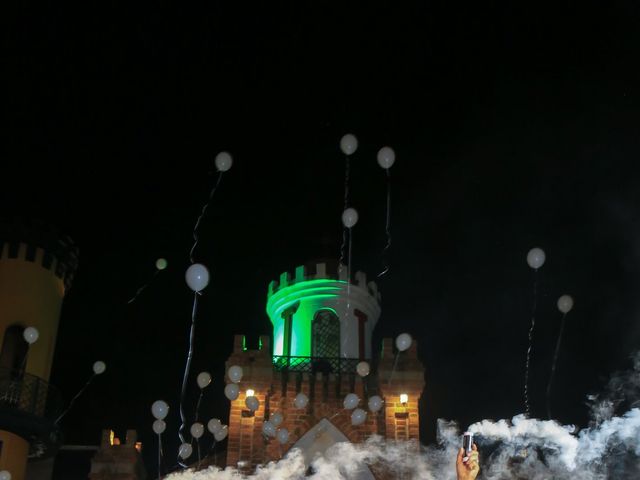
[456,443,479,480]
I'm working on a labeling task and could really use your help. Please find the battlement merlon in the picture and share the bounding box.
[267,262,381,303]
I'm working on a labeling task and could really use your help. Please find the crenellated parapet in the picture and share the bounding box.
[0,219,79,292]
[267,262,381,303]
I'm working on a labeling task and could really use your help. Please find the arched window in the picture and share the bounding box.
[312,310,340,358]
[0,325,28,376]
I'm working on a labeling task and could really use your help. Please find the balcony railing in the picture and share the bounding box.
[0,368,63,422]
[272,356,363,374]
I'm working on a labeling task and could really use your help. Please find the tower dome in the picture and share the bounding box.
[266,262,381,361]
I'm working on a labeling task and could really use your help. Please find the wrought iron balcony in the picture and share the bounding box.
[272,356,363,374]
[0,368,63,458]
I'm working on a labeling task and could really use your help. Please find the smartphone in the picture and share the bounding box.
[462,432,473,461]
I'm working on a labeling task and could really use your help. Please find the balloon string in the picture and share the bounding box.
[127,269,161,305]
[342,229,353,358]
[190,172,223,264]
[524,270,538,417]
[338,155,351,268]
[178,292,200,467]
[377,169,392,278]
[158,433,164,480]
[546,312,568,420]
[194,390,204,469]
[387,351,400,387]
[55,374,95,424]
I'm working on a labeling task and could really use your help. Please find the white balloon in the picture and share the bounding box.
[224,383,239,401]
[0,471,11,480]
[197,371,212,389]
[276,428,289,444]
[214,425,228,441]
[93,361,106,375]
[557,294,574,314]
[152,419,166,434]
[155,258,168,270]
[340,133,358,156]
[23,326,39,345]
[293,392,309,409]
[185,263,210,292]
[342,208,359,228]
[395,333,412,352]
[190,422,204,439]
[207,418,222,435]
[227,365,243,384]
[351,408,367,426]
[356,361,370,377]
[215,151,233,172]
[368,395,383,413]
[178,443,193,459]
[377,146,396,169]
[527,247,546,270]
[343,393,359,410]
[270,411,283,427]
[245,395,259,412]
[151,400,169,420]
[262,420,277,437]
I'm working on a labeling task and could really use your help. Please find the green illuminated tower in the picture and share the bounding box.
[266,262,381,362]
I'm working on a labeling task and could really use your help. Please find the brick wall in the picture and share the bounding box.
[224,336,425,476]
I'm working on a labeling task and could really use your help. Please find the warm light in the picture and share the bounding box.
[400,393,408,405]
[135,441,142,452]
[109,430,115,446]
[246,389,255,397]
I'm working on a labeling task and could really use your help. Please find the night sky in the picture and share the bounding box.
[4,1,640,477]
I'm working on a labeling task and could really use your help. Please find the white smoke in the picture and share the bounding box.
[165,354,640,479]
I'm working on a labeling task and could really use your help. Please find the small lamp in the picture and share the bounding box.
[400,393,408,406]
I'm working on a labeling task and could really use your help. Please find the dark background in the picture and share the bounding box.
[3,1,640,477]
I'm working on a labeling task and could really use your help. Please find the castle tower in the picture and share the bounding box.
[224,262,425,477]
[0,220,79,480]
[89,429,146,480]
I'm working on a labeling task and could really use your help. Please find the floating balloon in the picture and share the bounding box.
[527,248,546,270]
[351,408,367,426]
[368,395,383,413]
[343,393,360,410]
[224,383,239,401]
[214,425,228,441]
[293,392,309,409]
[207,418,222,435]
[197,371,212,389]
[23,326,39,345]
[0,472,10,480]
[190,422,204,439]
[270,411,283,427]
[356,361,370,377]
[276,428,289,444]
[557,295,574,314]
[152,419,166,434]
[342,208,359,228]
[340,133,358,156]
[93,361,106,375]
[215,151,233,172]
[151,400,169,420]
[245,395,259,412]
[155,258,168,270]
[262,420,277,437]
[395,333,412,352]
[178,443,193,459]
[227,365,243,384]
[185,263,210,292]
[377,146,396,169]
